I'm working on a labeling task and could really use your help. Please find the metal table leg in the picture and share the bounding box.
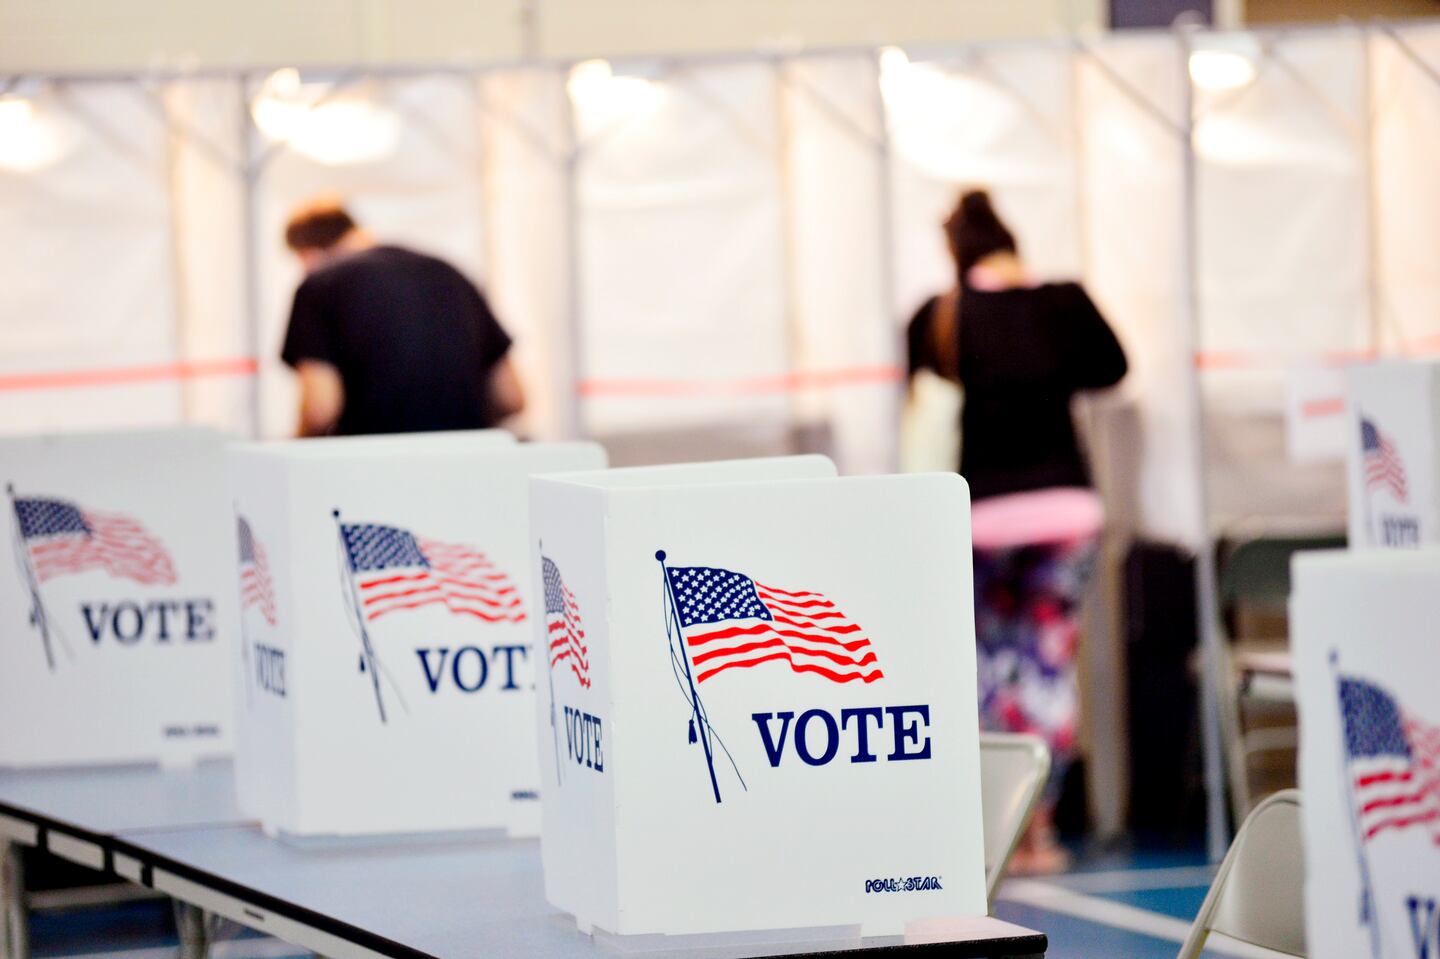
[175,901,211,959]
[0,840,28,959]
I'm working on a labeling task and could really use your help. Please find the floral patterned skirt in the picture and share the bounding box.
[972,535,1098,802]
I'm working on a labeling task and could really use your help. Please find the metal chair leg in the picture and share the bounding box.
[174,901,211,959]
[0,841,28,959]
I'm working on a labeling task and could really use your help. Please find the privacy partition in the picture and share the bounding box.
[6,19,1440,852]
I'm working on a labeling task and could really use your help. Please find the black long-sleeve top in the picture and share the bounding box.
[907,281,1128,502]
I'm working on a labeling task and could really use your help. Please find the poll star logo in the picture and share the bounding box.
[656,549,918,805]
[334,510,527,724]
[1332,654,1440,959]
[8,483,179,672]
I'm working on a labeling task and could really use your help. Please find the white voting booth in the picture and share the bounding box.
[529,456,986,936]
[0,428,236,767]
[228,433,605,837]
[1291,551,1440,959]
[1345,360,1440,548]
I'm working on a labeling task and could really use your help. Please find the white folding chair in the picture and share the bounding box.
[978,732,1050,910]
[1177,788,1306,959]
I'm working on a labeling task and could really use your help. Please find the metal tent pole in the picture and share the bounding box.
[1177,26,1231,863]
[559,67,586,440]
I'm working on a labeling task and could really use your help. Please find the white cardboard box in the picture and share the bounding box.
[529,456,987,937]
[229,436,606,837]
[0,428,236,768]
[1345,360,1440,547]
[1291,550,1440,959]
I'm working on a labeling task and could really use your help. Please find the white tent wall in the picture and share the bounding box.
[571,60,792,443]
[783,54,898,476]
[1194,28,1367,530]
[164,79,251,436]
[478,69,576,441]
[1371,23,1440,356]
[0,82,184,434]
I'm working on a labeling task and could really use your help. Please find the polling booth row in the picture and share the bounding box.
[0,427,1036,958]
[0,355,1437,957]
[10,19,1440,845]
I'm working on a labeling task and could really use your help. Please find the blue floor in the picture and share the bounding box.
[26,845,1228,958]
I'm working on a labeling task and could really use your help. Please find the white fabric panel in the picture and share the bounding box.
[0,82,180,434]
[1077,36,1200,545]
[479,70,574,440]
[252,74,490,438]
[574,61,789,433]
[1196,30,1370,367]
[784,54,897,474]
[1195,31,1365,529]
[164,79,250,436]
[885,43,1082,322]
[1372,23,1440,354]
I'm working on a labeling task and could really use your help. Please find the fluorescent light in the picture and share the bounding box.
[1189,48,1257,91]
[567,59,665,133]
[251,69,400,166]
[0,95,70,172]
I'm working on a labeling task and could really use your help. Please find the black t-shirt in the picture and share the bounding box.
[907,282,1127,501]
[280,246,513,436]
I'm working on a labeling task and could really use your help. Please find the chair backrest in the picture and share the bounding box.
[1177,789,1306,959]
[978,732,1049,909]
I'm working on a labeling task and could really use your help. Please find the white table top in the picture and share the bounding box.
[0,761,1046,958]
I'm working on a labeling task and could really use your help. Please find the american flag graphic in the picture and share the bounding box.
[237,516,277,626]
[1361,418,1407,503]
[339,522,526,623]
[543,556,589,688]
[665,565,882,685]
[14,496,175,585]
[1339,676,1440,846]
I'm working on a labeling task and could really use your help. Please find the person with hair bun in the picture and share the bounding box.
[907,189,1127,874]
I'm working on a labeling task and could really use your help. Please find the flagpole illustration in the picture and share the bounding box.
[1330,651,1383,959]
[1359,413,1376,544]
[334,509,387,724]
[8,484,56,672]
[542,542,562,786]
[657,550,722,804]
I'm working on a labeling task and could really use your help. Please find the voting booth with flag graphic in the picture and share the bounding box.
[1346,361,1440,549]
[529,456,986,937]
[1293,550,1440,959]
[0,428,236,767]
[228,432,605,837]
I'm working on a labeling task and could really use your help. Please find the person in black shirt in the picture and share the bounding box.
[279,199,524,436]
[907,189,1126,874]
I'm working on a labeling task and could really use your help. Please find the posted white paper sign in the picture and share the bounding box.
[229,436,606,837]
[0,428,236,767]
[1292,550,1440,959]
[530,458,986,936]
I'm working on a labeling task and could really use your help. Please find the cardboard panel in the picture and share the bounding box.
[530,461,986,936]
[0,428,236,767]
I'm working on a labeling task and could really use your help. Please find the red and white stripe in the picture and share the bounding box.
[1354,715,1440,845]
[356,538,526,624]
[29,510,176,585]
[686,582,883,685]
[548,581,590,689]
[240,544,277,627]
[1365,435,1408,502]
